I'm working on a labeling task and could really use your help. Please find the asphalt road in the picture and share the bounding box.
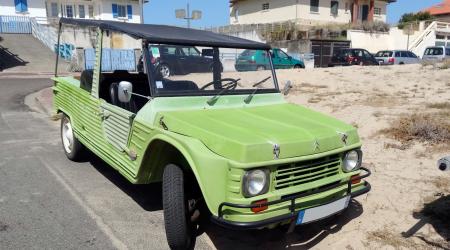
[0,78,215,249]
[0,78,366,250]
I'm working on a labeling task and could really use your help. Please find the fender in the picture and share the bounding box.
[139,132,226,214]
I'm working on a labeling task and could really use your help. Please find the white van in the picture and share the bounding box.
[422,46,450,61]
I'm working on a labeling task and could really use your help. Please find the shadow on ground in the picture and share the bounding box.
[87,153,163,211]
[402,193,450,249]
[202,200,364,250]
[0,44,28,71]
[83,152,365,249]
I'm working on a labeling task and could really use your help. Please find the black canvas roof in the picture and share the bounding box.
[60,18,270,50]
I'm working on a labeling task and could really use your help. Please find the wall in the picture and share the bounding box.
[347,27,421,53]
[0,0,47,17]
[230,0,388,25]
[231,0,352,25]
[99,1,140,23]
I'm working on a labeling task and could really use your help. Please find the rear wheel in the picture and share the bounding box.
[159,64,171,77]
[293,64,304,69]
[60,114,86,161]
[163,164,196,250]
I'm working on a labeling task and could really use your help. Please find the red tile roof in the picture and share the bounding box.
[425,0,450,16]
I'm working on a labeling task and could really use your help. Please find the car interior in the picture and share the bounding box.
[79,69,200,113]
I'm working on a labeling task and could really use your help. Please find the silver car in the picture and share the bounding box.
[375,50,420,65]
[422,46,450,61]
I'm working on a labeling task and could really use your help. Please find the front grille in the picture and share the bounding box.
[274,154,341,190]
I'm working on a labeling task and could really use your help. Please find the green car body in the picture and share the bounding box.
[53,20,370,237]
[53,78,369,224]
[235,48,305,71]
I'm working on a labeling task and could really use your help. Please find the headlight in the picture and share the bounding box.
[242,169,270,197]
[342,149,362,172]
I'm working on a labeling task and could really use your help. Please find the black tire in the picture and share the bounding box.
[158,63,171,78]
[293,64,304,69]
[60,113,86,162]
[256,65,266,71]
[163,164,196,250]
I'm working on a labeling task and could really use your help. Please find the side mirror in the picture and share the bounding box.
[282,80,292,96]
[118,81,133,103]
[202,49,214,57]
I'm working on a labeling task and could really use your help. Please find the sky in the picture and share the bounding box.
[387,0,442,24]
[143,0,444,28]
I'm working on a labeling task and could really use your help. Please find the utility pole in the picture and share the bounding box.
[406,22,412,50]
[140,0,149,24]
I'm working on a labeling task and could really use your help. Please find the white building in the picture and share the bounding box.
[230,0,395,25]
[0,0,142,23]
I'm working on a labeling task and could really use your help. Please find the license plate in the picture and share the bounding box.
[296,196,350,225]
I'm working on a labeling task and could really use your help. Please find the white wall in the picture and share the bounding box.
[0,0,47,17]
[230,0,388,25]
[347,27,421,53]
[99,1,140,23]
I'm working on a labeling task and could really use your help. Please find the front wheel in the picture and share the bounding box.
[60,114,86,161]
[163,164,196,250]
[293,64,304,69]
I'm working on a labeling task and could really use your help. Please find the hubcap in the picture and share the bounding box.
[160,65,170,77]
[62,117,74,154]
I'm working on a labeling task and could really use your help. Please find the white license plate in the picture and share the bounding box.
[296,196,350,225]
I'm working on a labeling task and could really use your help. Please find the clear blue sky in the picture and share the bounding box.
[143,0,229,28]
[143,0,443,27]
[387,0,441,23]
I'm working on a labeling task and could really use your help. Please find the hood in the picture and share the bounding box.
[156,103,360,163]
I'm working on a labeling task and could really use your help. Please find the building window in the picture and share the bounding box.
[50,2,58,17]
[14,0,28,13]
[330,1,339,16]
[88,5,94,18]
[374,7,381,16]
[66,5,74,18]
[262,3,269,11]
[79,5,85,18]
[114,4,126,18]
[310,0,319,13]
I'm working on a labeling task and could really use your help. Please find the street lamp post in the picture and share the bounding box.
[175,3,202,28]
[140,0,149,24]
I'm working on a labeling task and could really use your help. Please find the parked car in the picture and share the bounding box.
[422,46,450,61]
[150,45,221,77]
[375,50,420,65]
[54,18,371,250]
[235,48,304,71]
[328,48,379,67]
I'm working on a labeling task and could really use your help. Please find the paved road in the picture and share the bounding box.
[0,78,365,250]
[0,78,214,249]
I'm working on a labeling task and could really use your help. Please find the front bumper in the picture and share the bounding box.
[211,167,371,230]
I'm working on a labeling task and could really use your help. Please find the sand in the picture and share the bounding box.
[204,64,450,249]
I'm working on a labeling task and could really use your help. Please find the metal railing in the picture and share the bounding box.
[0,15,31,34]
[408,21,437,51]
[30,17,58,52]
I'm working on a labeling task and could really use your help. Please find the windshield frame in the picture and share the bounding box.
[143,41,280,98]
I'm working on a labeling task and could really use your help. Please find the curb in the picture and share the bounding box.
[25,87,54,117]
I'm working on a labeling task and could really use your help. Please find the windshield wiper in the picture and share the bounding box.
[244,76,272,104]
[207,79,240,106]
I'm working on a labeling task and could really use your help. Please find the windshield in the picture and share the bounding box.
[147,44,278,96]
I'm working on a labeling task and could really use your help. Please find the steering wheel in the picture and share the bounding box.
[200,78,240,90]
